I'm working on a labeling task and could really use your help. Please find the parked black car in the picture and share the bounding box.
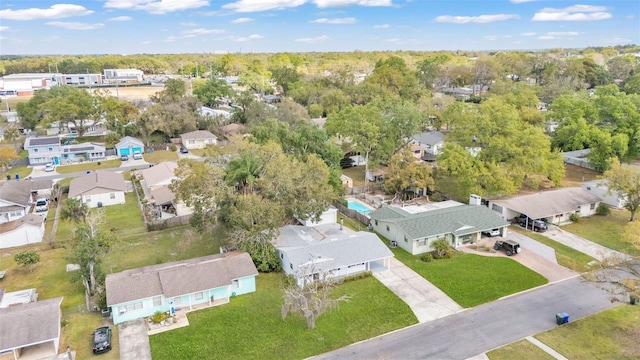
[493,239,521,256]
[92,326,112,354]
[180,146,189,154]
[518,214,548,232]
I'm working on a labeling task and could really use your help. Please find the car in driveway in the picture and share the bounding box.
[132,151,143,160]
[120,154,129,161]
[44,163,55,172]
[482,228,501,237]
[92,326,112,354]
[518,215,548,232]
[35,198,49,212]
[179,146,188,154]
[493,239,521,256]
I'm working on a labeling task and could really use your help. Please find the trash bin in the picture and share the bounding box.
[631,295,638,305]
[556,312,569,325]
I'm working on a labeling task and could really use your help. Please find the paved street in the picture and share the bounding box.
[312,277,618,360]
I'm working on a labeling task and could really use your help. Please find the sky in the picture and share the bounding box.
[0,0,638,55]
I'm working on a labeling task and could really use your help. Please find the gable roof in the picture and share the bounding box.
[106,252,258,306]
[115,136,144,148]
[370,203,509,239]
[180,130,217,141]
[0,214,44,234]
[491,187,602,220]
[278,231,393,275]
[0,180,33,207]
[68,170,126,198]
[412,131,445,146]
[140,161,177,187]
[0,297,63,352]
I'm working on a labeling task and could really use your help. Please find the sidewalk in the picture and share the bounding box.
[373,257,463,323]
[544,227,628,262]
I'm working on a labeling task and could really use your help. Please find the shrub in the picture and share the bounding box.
[570,213,580,223]
[151,311,169,324]
[596,203,611,216]
[169,145,177,152]
[420,253,433,262]
[343,271,372,282]
[432,239,454,259]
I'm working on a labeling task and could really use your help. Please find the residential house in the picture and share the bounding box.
[0,180,34,224]
[68,170,127,208]
[180,130,217,150]
[24,136,106,165]
[115,136,145,157]
[487,187,602,225]
[139,162,192,217]
[0,214,46,249]
[581,179,625,209]
[200,107,231,120]
[221,123,245,139]
[273,210,393,288]
[411,131,445,162]
[106,252,258,325]
[369,200,509,255]
[0,297,63,359]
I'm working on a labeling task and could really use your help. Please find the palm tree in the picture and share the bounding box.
[225,154,262,196]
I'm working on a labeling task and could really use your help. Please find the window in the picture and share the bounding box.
[48,147,53,151]
[194,292,204,301]
[590,203,596,210]
[280,253,283,259]
[121,302,143,314]
[232,279,239,289]
[404,236,408,243]
[110,193,116,199]
[491,204,503,213]
[189,140,195,145]
[289,263,293,270]
[386,225,390,232]
[34,148,38,153]
[417,239,427,246]
[85,196,91,203]
[152,296,162,307]
[375,220,378,226]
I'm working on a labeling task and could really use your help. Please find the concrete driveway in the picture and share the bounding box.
[543,227,628,261]
[373,257,463,323]
[118,319,152,360]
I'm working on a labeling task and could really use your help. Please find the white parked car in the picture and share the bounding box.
[132,151,143,160]
[35,198,49,212]
[44,163,55,172]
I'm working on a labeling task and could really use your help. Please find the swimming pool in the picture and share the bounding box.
[347,200,373,215]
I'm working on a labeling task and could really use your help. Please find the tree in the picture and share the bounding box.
[0,147,19,171]
[60,198,90,224]
[193,78,233,107]
[383,149,434,201]
[153,78,187,103]
[225,153,263,196]
[14,250,40,272]
[603,159,640,221]
[281,267,351,329]
[39,86,97,136]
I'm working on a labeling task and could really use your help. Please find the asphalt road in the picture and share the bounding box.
[312,277,618,360]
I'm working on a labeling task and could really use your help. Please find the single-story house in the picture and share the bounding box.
[68,170,127,208]
[487,187,602,226]
[0,297,63,359]
[369,200,510,255]
[115,136,144,157]
[411,131,445,161]
[273,212,393,288]
[0,181,34,224]
[180,130,218,150]
[581,179,625,209]
[106,252,258,325]
[0,214,45,249]
[140,161,178,190]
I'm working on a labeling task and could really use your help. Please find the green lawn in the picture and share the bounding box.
[488,305,640,360]
[143,149,178,163]
[150,272,418,360]
[487,339,555,360]
[391,249,548,307]
[511,227,596,273]
[1,165,32,180]
[56,159,122,174]
[341,165,366,187]
[561,209,638,256]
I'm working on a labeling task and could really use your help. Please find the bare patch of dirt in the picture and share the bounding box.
[562,164,601,187]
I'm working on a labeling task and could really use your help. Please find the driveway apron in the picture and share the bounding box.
[544,227,628,261]
[119,319,152,360]
[373,257,462,323]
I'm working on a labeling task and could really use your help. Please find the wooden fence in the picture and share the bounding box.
[334,202,371,226]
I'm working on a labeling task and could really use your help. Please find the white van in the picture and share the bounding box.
[132,151,143,160]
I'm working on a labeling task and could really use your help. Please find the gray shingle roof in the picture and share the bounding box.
[68,170,126,198]
[106,252,257,306]
[0,180,33,207]
[140,161,177,188]
[412,131,445,146]
[371,204,509,239]
[115,136,144,148]
[491,187,602,219]
[180,130,217,141]
[0,297,63,352]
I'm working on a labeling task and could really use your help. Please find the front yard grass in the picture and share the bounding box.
[487,339,555,360]
[391,249,547,308]
[149,272,418,360]
[56,159,122,174]
[561,209,638,256]
[489,304,640,360]
[0,165,32,180]
[511,227,596,273]
[142,149,177,163]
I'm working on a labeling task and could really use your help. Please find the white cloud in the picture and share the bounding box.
[310,17,356,24]
[222,0,390,12]
[373,24,390,28]
[532,5,612,21]
[231,17,254,23]
[435,14,519,24]
[521,32,536,36]
[547,31,579,36]
[108,16,133,21]
[537,35,554,40]
[104,0,209,15]
[483,35,499,41]
[248,34,263,38]
[313,0,392,7]
[180,22,198,26]
[0,4,93,20]
[46,22,105,30]
[294,35,330,43]
[182,28,226,36]
[223,0,306,12]
[231,34,264,41]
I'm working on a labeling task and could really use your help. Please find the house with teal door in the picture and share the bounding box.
[24,136,106,165]
[106,252,258,325]
[115,136,144,157]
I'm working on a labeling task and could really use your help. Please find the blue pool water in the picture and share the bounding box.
[347,200,373,215]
